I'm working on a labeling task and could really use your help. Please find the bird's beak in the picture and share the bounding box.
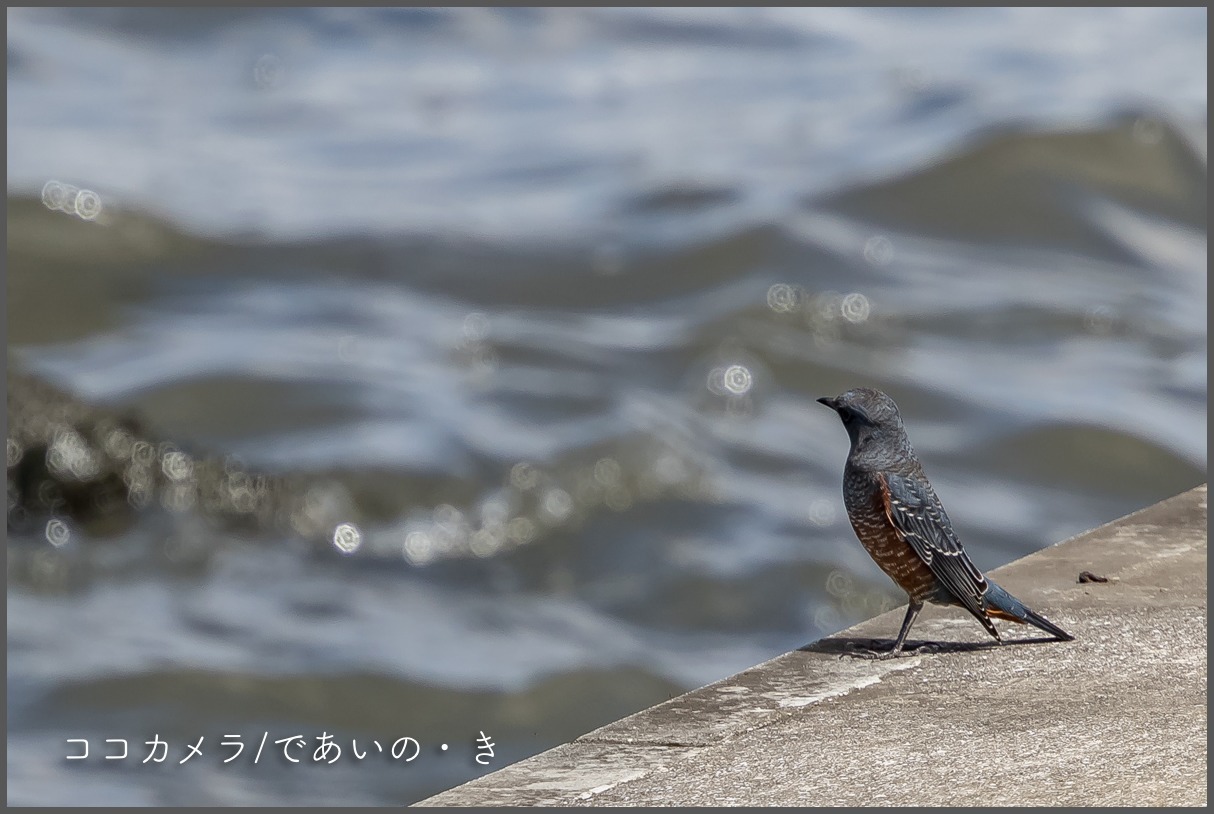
[817,396,840,411]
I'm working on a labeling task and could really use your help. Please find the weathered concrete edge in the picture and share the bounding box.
[414,483,1208,807]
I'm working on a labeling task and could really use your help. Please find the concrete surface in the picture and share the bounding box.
[416,483,1207,807]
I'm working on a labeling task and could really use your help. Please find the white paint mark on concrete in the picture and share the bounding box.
[777,659,921,708]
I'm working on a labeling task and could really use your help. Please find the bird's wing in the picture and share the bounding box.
[878,471,990,622]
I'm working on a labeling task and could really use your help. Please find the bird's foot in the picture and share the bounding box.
[839,640,905,660]
[838,640,939,660]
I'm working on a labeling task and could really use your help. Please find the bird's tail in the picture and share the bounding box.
[983,580,1074,641]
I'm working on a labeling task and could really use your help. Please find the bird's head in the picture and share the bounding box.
[817,387,913,466]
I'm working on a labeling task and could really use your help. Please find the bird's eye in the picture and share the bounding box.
[839,408,853,423]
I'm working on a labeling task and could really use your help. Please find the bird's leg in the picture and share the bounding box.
[885,599,924,657]
[841,600,925,659]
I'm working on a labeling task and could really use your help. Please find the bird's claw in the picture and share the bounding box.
[839,639,904,660]
[838,639,940,660]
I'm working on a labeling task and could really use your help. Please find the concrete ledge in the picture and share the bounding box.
[416,484,1208,807]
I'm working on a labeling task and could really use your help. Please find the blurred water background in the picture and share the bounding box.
[6,7,1207,806]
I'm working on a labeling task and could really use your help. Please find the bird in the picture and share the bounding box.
[817,387,1073,657]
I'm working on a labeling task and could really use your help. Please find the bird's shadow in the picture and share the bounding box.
[802,635,1064,660]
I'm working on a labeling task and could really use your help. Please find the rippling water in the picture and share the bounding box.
[7,7,1207,806]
